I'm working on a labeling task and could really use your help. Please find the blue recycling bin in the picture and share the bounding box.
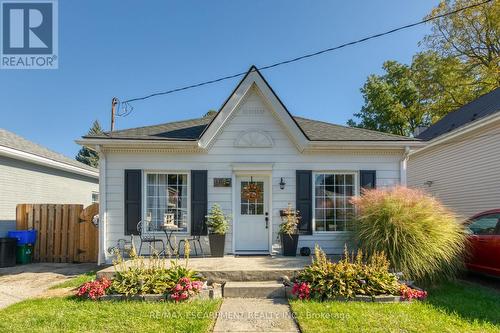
[7,230,37,245]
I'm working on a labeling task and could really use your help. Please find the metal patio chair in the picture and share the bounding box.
[178,235,204,257]
[137,220,166,256]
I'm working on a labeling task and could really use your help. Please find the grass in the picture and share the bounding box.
[290,281,500,333]
[0,297,221,333]
[49,271,96,289]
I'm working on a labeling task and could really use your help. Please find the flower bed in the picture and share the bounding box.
[287,246,427,302]
[76,252,222,302]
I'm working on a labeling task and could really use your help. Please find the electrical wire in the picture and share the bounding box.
[117,0,494,116]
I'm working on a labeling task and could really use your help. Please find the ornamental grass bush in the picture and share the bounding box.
[351,186,468,283]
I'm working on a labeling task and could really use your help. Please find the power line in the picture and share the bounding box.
[118,0,494,115]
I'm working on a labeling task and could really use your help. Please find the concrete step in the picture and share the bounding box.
[223,281,286,298]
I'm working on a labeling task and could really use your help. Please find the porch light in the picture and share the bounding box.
[279,177,286,190]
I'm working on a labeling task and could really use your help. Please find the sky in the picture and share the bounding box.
[0,0,439,158]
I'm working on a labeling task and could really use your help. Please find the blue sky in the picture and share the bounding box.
[0,0,438,158]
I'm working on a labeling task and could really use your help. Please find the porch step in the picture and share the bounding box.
[223,281,286,299]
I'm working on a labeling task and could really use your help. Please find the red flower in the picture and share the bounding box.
[169,277,203,302]
[76,277,111,301]
[400,284,427,301]
[292,282,310,300]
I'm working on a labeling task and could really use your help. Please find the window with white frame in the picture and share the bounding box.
[91,191,99,204]
[314,173,355,232]
[146,173,188,232]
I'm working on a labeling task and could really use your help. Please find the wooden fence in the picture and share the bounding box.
[16,203,99,263]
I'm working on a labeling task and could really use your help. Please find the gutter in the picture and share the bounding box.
[306,140,425,151]
[96,145,106,265]
[400,146,410,186]
[0,145,98,178]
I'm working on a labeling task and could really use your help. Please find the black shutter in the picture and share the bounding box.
[296,170,312,235]
[360,170,376,190]
[191,170,208,236]
[124,169,142,235]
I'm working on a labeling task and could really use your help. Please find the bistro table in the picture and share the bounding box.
[160,224,182,253]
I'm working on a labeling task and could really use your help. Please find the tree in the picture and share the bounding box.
[349,0,499,135]
[347,60,430,136]
[423,0,499,88]
[75,120,103,168]
[204,110,217,117]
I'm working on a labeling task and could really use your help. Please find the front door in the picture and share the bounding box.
[235,176,269,252]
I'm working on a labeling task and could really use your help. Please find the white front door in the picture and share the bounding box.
[235,176,269,252]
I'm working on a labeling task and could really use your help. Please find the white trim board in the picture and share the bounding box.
[0,145,98,178]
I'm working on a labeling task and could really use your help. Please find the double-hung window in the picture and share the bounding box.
[146,173,189,232]
[314,172,356,232]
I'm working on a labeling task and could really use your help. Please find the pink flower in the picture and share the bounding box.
[291,282,310,300]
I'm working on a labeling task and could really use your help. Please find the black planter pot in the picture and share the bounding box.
[281,234,299,256]
[208,234,225,257]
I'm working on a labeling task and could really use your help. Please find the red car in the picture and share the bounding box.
[465,209,500,277]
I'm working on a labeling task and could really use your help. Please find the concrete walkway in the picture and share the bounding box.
[0,263,98,309]
[214,298,299,332]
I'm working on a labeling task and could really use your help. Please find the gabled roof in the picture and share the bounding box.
[83,66,417,147]
[86,114,416,142]
[1,128,98,177]
[417,87,500,141]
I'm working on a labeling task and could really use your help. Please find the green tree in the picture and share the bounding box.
[75,120,103,168]
[348,60,430,136]
[423,0,499,88]
[349,0,499,135]
[204,110,217,117]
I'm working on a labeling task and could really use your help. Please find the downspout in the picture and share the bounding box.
[96,145,107,265]
[400,146,410,186]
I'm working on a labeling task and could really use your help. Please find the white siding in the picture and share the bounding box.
[408,122,500,219]
[104,88,404,260]
[0,156,99,236]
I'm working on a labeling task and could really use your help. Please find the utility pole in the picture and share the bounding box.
[110,97,118,132]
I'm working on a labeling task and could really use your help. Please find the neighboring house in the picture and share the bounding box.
[77,66,422,264]
[0,129,99,236]
[408,87,500,219]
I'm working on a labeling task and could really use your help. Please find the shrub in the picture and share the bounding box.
[111,255,201,296]
[295,246,400,300]
[76,277,112,300]
[279,204,300,236]
[351,186,468,283]
[206,204,229,235]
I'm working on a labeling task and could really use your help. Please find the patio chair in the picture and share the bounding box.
[137,220,166,256]
[178,236,204,257]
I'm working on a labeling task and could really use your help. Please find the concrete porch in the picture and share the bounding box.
[96,255,319,281]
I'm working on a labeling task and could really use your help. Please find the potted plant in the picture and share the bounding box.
[279,204,300,256]
[206,204,229,257]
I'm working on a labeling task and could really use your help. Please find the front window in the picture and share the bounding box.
[314,173,355,232]
[241,181,264,215]
[146,173,188,232]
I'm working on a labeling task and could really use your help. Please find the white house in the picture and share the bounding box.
[408,87,500,219]
[78,66,422,264]
[0,129,99,237]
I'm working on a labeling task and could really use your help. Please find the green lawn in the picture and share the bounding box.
[0,297,221,333]
[49,271,96,289]
[290,281,500,333]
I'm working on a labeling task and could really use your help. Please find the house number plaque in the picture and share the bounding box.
[213,178,232,187]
